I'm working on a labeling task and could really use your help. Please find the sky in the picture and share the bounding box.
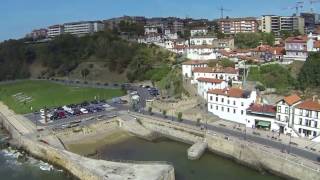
[1,0,320,41]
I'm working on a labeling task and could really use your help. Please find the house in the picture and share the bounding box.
[283,36,308,61]
[207,88,257,124]
[190,27,208,37]
[212,38,235,51]
[275,94,301,135]
[171,44,188,54]
[192,67,239,84]
[190,36,216,46]
[182,60,208,78]
[197,78,227,100]
[293,99,320,139]
[246,104,279,131]
[218,17,259,34]
[186,45,217,60]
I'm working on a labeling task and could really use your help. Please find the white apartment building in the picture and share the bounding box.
[275,94,301,135]
[48,25,64,38]
[190,36,216,46]
[246,104,279,130]
[186,45,218,60]
[182,60,208,78]
[192,67,239,84]
[197,78,227,100]
[261,15,305,35]
[190,27,208,37]
[64,21,104,37]
[207,88,257,124]
[293,99,320,139]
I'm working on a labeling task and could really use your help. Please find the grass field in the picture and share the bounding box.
[0,80,125,114]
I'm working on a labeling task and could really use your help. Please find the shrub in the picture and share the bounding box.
[177,112,183,122]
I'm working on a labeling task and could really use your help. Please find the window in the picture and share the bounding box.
[210,96,213,101]
[227,100,230,104]
[314,131,317,137]
[210,105,213,109]
[227,108,230,112]
[277,106,281,112]
[233,101,236,105]
[241,102,244,106]
[241,110,244,115]
[299,128,301,133]
[315,121,318,128]
[216,106,218,110]
[299,118,302,125]
[277,115,280,121]
[216,96,218,102]
[221,98,224,103]
[221,107,224,111]
[233,109,236,114]
[285,107,288,114]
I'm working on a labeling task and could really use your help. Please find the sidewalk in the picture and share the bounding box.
[210,119,320,155]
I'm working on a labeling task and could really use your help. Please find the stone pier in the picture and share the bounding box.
[187,141,208,160]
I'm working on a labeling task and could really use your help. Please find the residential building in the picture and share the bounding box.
[275,94,301,135]
[197,78,227,100]
[218,17,259,34]
[144,25,159,35]
[26,28,48,40]
[189,36,216,46]
[283,36,308,61]
[246,104,278,130]
[212,38,235,51]
[190,27,208,37]
[192,67,239,84]
[64,21,104,37]
[293,99,320,139]
[48,25,64,38]
[182,60,208,78]
[207,88,257,124]
[261,15,305,35]
[171,20,184,33]
[301,13,316,33]
[186,45,217,60]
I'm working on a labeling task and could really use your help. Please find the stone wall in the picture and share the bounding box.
[139,117,320,180]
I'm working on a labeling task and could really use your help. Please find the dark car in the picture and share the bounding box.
[91,100,99,104]
[73,109,82,116]
[57,106,64,111]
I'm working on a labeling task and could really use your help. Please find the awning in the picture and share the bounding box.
[257,121,271,127]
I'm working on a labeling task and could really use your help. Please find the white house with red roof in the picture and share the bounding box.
[192,67,240,84]
[207,88,257,124]
[293,98,320,140]
[186,45,218,60]
[197,78,227,100]
[275,94,302,136]
[182,60,208,78]
[283,36,308,61]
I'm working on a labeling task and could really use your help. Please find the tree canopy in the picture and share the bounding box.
[235,32,275,49]
[297,53,320,89]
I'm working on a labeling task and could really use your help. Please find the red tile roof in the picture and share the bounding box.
[182,60,208,65]
[283,94,301,106]
[314,41,320,48]
[192,67,214,73]
[197,78,224,84]
[207,88,248,98]
[247,104,276,114]
[296,100,320,111]
[189,45,215,49]
[285,36,308,43]
[192,67,238,74]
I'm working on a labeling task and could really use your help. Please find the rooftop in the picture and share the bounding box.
[192,67,238,74]
[208,88,251,98]
[182,60,208,65]
[281,94,301,106]
[296,100,320,111]
[247,103,276,116]
[197,78,224,84]
[285,36,308,43]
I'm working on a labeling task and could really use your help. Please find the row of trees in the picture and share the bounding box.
[234,32,275,49]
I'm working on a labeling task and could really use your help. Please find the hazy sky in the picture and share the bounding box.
[1,0,319,41]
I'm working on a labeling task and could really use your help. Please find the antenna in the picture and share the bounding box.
[218,6,231,19]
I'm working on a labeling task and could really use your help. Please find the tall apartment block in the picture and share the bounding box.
[261,15,305,35]
[218,17,259,34]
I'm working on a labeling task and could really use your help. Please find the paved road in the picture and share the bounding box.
[138,110,320,162]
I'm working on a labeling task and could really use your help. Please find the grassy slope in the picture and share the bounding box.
[0,80,124,114]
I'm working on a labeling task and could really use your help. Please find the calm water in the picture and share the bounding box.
[98,136,283,180]
[0,129,70,180]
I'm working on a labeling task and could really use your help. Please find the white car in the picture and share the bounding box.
[80,108,88,114]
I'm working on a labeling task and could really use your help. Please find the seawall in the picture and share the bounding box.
[134,114,320,180]
[0,104,175,180]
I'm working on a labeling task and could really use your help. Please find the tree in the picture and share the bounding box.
[81,68,90,80]
[235,32,274,48]
[219,58,235,68]
[163,110,167,118]
[148,107,153,115]
[177,112,183,122]
[297,53,320,89]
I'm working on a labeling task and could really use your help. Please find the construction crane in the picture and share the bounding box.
[218,6,231,19]
[309,0,320,12]
[283,1,304,15]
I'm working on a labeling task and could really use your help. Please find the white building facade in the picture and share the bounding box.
[190,36,216,46]
[207,88,257,124]
[182,60,208,78]
[192,67,239,84]
[64,21,104,37]
[48,25,64,38]
[197,78,227,100]
[190,27,208,37]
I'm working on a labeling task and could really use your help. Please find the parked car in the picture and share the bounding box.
[73,109,82,116]
[80,108,88,114]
